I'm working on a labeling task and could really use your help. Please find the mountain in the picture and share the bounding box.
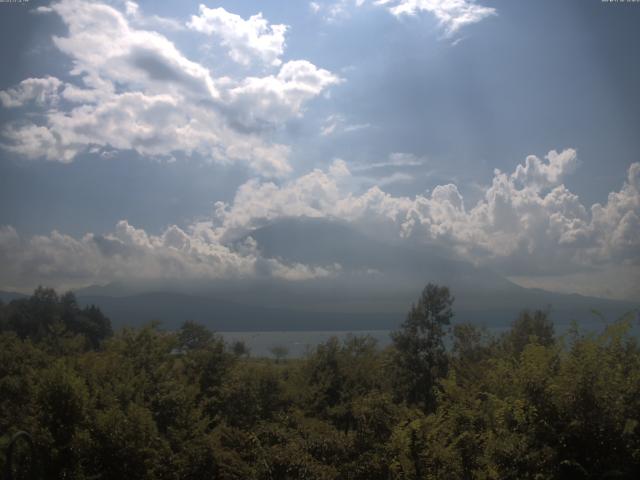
[71,218,638,332]
[243,217,520,292]
[77,292,398,331]
[0,290,27,303]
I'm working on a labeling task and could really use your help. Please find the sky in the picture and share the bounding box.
[0,0,638,300]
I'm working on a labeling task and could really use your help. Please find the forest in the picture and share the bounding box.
[0,285,639,479]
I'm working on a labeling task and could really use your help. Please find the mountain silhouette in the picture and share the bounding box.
[69,218,637,331]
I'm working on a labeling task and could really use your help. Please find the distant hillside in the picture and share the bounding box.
[242,217,520,294]
[0,290,27,303]
[75,290,637,333]
[61,218,640,331]
[77,292,398,331]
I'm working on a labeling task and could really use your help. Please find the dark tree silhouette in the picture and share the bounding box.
[390,283,453,412]
[1,288,111,349]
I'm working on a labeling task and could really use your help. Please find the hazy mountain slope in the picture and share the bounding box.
[77,292,398,331]
[0,290,27,303]
[72,218,637,331]
[74,290,636,333]
[243,217,520,293]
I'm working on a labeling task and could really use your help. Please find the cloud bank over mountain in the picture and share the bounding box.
[1,148,638,299]
[0,1,638,302]
[0,219,341,292]
[209,150,639,276]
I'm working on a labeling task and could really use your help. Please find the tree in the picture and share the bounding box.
[62,292,112,349]
[219,363,286,428]
[390,284,454,412]
[231,340,250,358]
[36,362,90,478]
[504,309,554,355]
[179,320,214,351]
[2,288,111,349]
[269,345,289,363]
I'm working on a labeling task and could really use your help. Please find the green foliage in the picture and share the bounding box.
[179,320,214,351]
[0,287,112,350]
[0,285,638,479]
[219,363,287,428]
[298,335,386,432]
[269,345,290,363]
[231,339,250,357]
[503,309,555,355]
[390,283,454,411]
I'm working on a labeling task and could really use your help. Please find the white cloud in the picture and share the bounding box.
[207,151,640,290]
[312,0,366,22]
[188,5,287,67]
[0,221,340,292]
[511,148,578,191]
[351,152,424,171]
[51,0,218,99]
[1,123,79,163]
[313,1,495,36]
[124,1,184,31]
[1,149,638,299]
[0,0,339,177]
[221,60,341,131]
[375,0,496,35]
[346,152,427,189]
[0,76,63,108]
[375,171,415,187]
[33,6,54,14]
[321,114,370,136]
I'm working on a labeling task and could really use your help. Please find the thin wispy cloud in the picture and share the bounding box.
[321,114,371,136]
[313,0,496,35]
[350,152,425,171]
[375,0,496,35]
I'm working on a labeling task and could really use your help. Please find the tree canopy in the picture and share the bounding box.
[0,286,639,479]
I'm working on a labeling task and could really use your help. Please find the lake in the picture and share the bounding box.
[220,330,393,358]
[219,314,639,358]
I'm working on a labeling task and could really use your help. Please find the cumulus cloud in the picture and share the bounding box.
[0,221,340,292]
[124,1,184,31]
[221,61,341,131]
[188,5,287,67]
[208,150,640,283]
[0,0,339,176]
[1,149,638,298]
[0,77,63,108]
[375,0,496,35]
[511,149,578,191]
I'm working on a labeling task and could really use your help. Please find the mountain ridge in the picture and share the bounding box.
[4,218,637,332]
